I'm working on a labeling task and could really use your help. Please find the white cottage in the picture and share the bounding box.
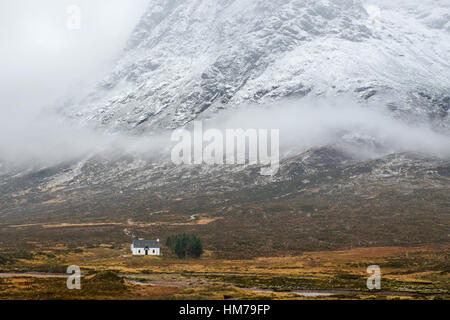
[131,239,161,256]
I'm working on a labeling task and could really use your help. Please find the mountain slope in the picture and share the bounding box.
[61,0,450,133]
[1,148,449,257]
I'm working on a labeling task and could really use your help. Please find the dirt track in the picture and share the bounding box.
[0,272,68,278]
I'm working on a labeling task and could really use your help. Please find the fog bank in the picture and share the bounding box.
[1,97,449,169]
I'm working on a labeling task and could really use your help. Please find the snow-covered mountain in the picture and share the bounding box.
[61,0,450,134]
[1,0,449,256]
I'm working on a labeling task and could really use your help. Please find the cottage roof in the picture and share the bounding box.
[132,240,160,249]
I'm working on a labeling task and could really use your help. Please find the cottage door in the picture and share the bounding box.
[145,247,148,255]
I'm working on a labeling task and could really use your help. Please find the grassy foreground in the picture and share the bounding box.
[0,243,448,300]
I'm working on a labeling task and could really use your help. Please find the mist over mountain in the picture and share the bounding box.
[1,0,449,191]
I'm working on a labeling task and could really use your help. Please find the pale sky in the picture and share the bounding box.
[0,0,150,113]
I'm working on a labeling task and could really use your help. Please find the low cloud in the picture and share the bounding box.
[1,97,449,169]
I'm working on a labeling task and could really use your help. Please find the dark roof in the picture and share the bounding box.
[132,240,160,248]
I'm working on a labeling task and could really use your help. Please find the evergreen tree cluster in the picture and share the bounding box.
[166,234,203,258]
